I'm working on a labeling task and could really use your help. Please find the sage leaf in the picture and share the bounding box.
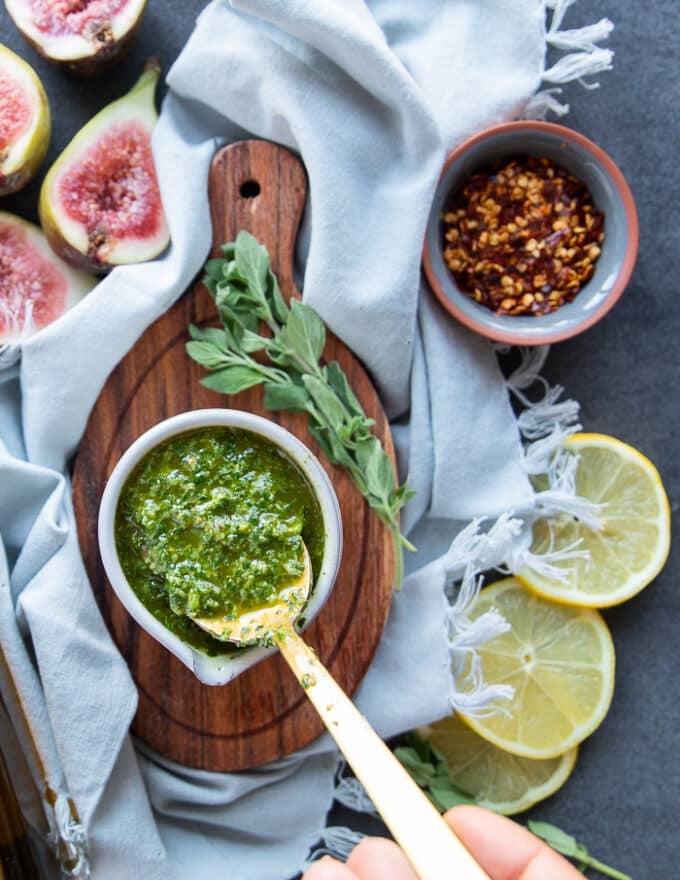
[267,271,289,324]
[188,233,416,586]
[307,423,335,463]
[429,783,475,811]
[355,437,394,499]
[234,231,270,300]
[240,329,268,353]
[204,258,226,280]
[394,747,435,787]
[188,324,227,348]
[283,300,326,366]
[395,738,475,813]
[325,361,365,418]
[302,374,348,426]
[528,821,632,880]
[263,381,310,412]
[528,822,579,858]
[200,365,265,394]
[185,341,230,370]
[203,276,219,297]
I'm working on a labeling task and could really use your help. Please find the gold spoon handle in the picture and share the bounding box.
[277,626,492,880]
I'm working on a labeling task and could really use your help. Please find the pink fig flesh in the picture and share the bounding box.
[0,45,50,196]
[25,0,130,37]
[1,221,65,332]
[40,63,169,275]
[0,212,94,343]
[0,71,32,153]
[58,121,165,258]
[4,0,148,74]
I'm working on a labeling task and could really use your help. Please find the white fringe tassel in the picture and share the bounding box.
[448,566,514,718]
[46,794,90,879]
[505,349,603,581]
[524,0,614,119]
[333,759,379,818]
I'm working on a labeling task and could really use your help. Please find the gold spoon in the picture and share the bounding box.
[191,545,491,880]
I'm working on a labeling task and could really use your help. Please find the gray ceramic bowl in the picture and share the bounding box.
[423,121,639,345]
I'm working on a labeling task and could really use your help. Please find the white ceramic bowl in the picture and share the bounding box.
[98,409,343,686]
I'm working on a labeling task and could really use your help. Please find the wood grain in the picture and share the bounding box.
[72,140,395,772]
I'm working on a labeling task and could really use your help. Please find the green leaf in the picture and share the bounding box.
[395,742,474,813]
[429,782,475,811]
[200,365,265,395]
[267,271,289,324]
[203,275,219,297]
[528,821,632,880]
[338,415,375,445]
[355,437,395,499]
[283,300,326,366]
[263,382,310,412]
[302,375,348,427]
[325,361,365,418]
[188,324,227,347]
[528,822,580,858]
[403,731,433,763]
[234,231,271,300]
[308,420,363,486]
[239,329,268,353]
[185,341,229,370]
[394,747,435,788]
[204,258,227,280]
[307,423,335,463]
[216,281,262,317]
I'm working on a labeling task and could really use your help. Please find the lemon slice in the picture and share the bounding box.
[521,433,671,607]
[419,714,577,816]
[460,578,615,759]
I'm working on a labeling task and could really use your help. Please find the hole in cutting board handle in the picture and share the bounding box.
[240,180,261,199]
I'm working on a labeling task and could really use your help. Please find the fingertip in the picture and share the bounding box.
[347,837,418,880]
[445,804,500,833]
[444,805,583,880]
[302,854,357,880]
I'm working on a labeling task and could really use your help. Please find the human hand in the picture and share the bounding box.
[302,805,584,880]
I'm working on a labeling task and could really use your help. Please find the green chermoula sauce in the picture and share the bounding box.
[115,427,325,656]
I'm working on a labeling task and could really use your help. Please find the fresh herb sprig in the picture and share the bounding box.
[186,231,415,586]
[394,733,475,811]
[396,733,630,879]
[528,822,631,880]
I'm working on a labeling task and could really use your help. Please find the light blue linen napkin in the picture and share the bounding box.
[0,1,612,877]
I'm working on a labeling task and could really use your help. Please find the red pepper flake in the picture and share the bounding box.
[441,156,605,316]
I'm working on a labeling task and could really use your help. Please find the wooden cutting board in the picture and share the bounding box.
[72,140,395,772]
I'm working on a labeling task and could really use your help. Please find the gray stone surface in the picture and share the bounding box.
[0,2,677,877]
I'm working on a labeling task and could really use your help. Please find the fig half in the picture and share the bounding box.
[39,61,169,275]
[0,44,50,196]
[0,211,95,344]
[3,0,148,75]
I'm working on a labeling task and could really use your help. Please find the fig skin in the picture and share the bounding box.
[3,0,148,76]
[39,61,170,276]
[0,44,50,196]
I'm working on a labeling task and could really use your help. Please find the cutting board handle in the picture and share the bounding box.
[208,140,307,297]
